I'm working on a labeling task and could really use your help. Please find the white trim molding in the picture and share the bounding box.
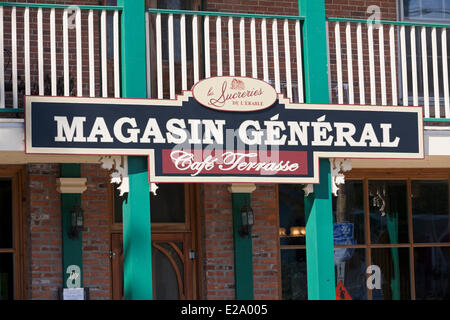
[56,177,87,194]
[227,183,257,194]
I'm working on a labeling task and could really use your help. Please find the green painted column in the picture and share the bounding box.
[304,159,336,299]
[298,0,336,300]
[229,184,255,300]
[60,164,84,289]
[118,0,153,300]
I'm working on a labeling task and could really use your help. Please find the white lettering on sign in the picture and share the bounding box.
[53,115,401,149]
[169,150,300,177]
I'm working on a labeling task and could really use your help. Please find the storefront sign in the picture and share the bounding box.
[25,77,424,184]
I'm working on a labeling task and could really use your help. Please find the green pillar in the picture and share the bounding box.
[229,184,256,299]
[304,159,336,299]
[59,164,84,290]
[298,0,336,300]
[118,0,153,300]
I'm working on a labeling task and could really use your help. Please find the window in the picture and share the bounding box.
[0,179,13,300]
[111,183,190,230]
[279,175,450,300]
[403,0,450,22]
[0,166,26,300]
[399,1,450,109]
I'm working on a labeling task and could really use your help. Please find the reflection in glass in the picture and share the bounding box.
[0,253,13,300]
[114,183,186,224]
[334,249,367,300]
[113,184,125,224]
[152,245,180,300]
[369,181,409,244]
[404,0,450,20]
[281,249,307,300]
[415,247,450,300]
[412,180,450,243]
[150,184,185,223]
[279,185,306,246]
[371,248,411,300]
[0,180,13,249]
[333,180,365,245]
[158,242,184,282]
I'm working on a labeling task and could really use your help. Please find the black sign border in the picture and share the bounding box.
[24,92,424,184]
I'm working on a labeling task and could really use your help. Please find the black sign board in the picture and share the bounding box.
[25,77,423,184]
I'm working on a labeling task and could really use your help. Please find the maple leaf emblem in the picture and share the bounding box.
[230,78,245,90]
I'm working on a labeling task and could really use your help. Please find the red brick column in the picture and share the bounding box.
[28,163,62,300]
[201,183,280,300]
[251,184,280,300]
[80,163,111,300]
[201,184,235,299]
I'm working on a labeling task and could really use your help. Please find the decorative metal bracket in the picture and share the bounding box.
[99,156,129,196]
[329,158,352,196]
[99,156,159,196]
[303,159,352,197]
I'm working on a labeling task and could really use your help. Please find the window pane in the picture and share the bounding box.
[152,246,180,300]
[281,249,307,300]
[446,0,450,19]
[415,247,450,299]
[0,180,13,249]
[335,249,367,300]
[412,180,450,243]
[0,253,13,300]
[113,184,125,224]
[371,248,411,300]
[404,0,421,19]
[421,0,444,19]
[150,184,185,223]
[369,181,409,244]
[279,184,306,246]
[333,180,365,245]
[404,0,447,20]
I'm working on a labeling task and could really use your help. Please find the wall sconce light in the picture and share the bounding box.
[68,203,84,240]
[239,202,254,238]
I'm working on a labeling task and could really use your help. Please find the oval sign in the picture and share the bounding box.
[192,76,277,112]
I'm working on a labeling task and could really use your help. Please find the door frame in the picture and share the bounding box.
[109,183,203,300]
[0,165,27,300]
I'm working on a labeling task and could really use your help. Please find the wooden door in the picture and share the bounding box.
[151,232,194,300]
[111,232,194,300]
[111,233,123,300]
[0,166,26,300]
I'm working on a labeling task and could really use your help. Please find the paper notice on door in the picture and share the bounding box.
[63,288,85,300]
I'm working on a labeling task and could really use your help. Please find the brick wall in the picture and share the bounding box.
[200,183,279,300]
[27,163,112,300]
[325,0,397,19]
[251,184,280,300]
[201,184,235,299]
[80,163,111,300]
[28,163,62,300]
